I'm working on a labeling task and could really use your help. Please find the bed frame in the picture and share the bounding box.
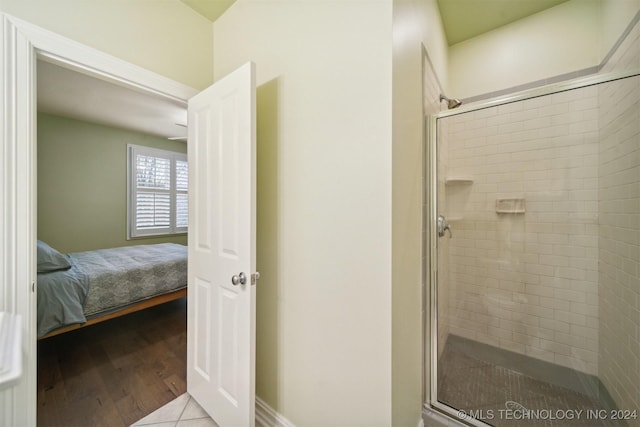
[38,288,187,340]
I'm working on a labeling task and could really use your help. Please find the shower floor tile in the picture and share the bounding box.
[437,345,623,427]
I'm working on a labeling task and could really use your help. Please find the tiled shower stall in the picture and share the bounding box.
[429,16,639,427]
[440,85,601,374]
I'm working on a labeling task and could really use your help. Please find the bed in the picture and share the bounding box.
[36,241,187,339]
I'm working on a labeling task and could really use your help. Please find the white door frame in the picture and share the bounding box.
[0,13,198,426]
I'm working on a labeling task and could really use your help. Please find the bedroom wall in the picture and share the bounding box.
[37,113,188,253]
[0,0,212,90]
[214,1,393,425]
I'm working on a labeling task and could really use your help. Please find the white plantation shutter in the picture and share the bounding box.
[176,194,188,228]
[176,159,189,229]
[136,192,171,229]
[128,145,188,238]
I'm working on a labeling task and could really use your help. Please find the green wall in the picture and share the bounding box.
[37,113,188,253]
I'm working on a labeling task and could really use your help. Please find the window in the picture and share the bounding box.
[128,144,188,238]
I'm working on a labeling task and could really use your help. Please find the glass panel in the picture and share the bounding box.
[434,75,640,426]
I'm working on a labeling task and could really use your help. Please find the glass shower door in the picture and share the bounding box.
[431,73,640,427]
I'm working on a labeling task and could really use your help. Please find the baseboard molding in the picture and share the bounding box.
[256,396,296,427]
[257,397,419,427]
[423,406,465,427]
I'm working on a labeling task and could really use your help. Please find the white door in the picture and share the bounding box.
[187,61,256,427]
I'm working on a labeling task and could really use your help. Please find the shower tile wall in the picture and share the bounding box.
[598,17,640,415]
[441,88,600,375]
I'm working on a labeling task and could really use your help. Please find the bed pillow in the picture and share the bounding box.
[37,240,71,273]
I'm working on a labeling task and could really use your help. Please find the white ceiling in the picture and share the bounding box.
[37,59,188,141]
[35,2,231,141]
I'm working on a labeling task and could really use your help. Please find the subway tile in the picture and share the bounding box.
[539,338,572,356]
[553,245,585,257]
[497,101,524,114]
[440,58,640,391]
[539,254,569,267]
[538,233,570,245]
[525,345,556,363]
[554,288,587,302]
[499,339,526,354]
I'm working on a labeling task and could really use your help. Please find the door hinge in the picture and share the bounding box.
[251,272,260,285]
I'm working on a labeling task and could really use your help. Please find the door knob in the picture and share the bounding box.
[231,272,247,286]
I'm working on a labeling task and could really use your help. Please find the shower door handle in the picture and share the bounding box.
[437,215,452,238]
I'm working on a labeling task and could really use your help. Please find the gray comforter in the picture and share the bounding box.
[37,243,187,337]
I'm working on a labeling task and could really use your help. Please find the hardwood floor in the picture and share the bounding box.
[37,298,187,427]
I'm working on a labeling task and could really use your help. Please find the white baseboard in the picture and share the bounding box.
[255,396,296,427]
[256,398,423,427]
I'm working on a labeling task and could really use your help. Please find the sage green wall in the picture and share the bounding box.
[37,113,187,253]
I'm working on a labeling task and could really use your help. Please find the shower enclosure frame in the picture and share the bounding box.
[423,67,640,426]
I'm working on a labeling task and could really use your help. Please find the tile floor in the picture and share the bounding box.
[437,345,617,427]
[131,393,218,427]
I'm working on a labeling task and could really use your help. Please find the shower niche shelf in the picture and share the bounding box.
[496,198,525,214]
[445,177,473,185]
[444,177,473,222]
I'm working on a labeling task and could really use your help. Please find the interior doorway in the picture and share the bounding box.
[0,13,197,426]
[35,58,191,425]
[3,16,257,427]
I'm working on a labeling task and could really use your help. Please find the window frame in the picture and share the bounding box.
[127,144,188,239]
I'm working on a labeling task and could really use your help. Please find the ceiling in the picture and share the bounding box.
[181,0,572,46]
[36,1,237,141]
[36,0,571,139]
[180,0,236,21]
[437,0,571,45]
[37,60,188,141]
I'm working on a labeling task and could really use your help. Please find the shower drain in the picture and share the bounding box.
[505,400,528,412]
